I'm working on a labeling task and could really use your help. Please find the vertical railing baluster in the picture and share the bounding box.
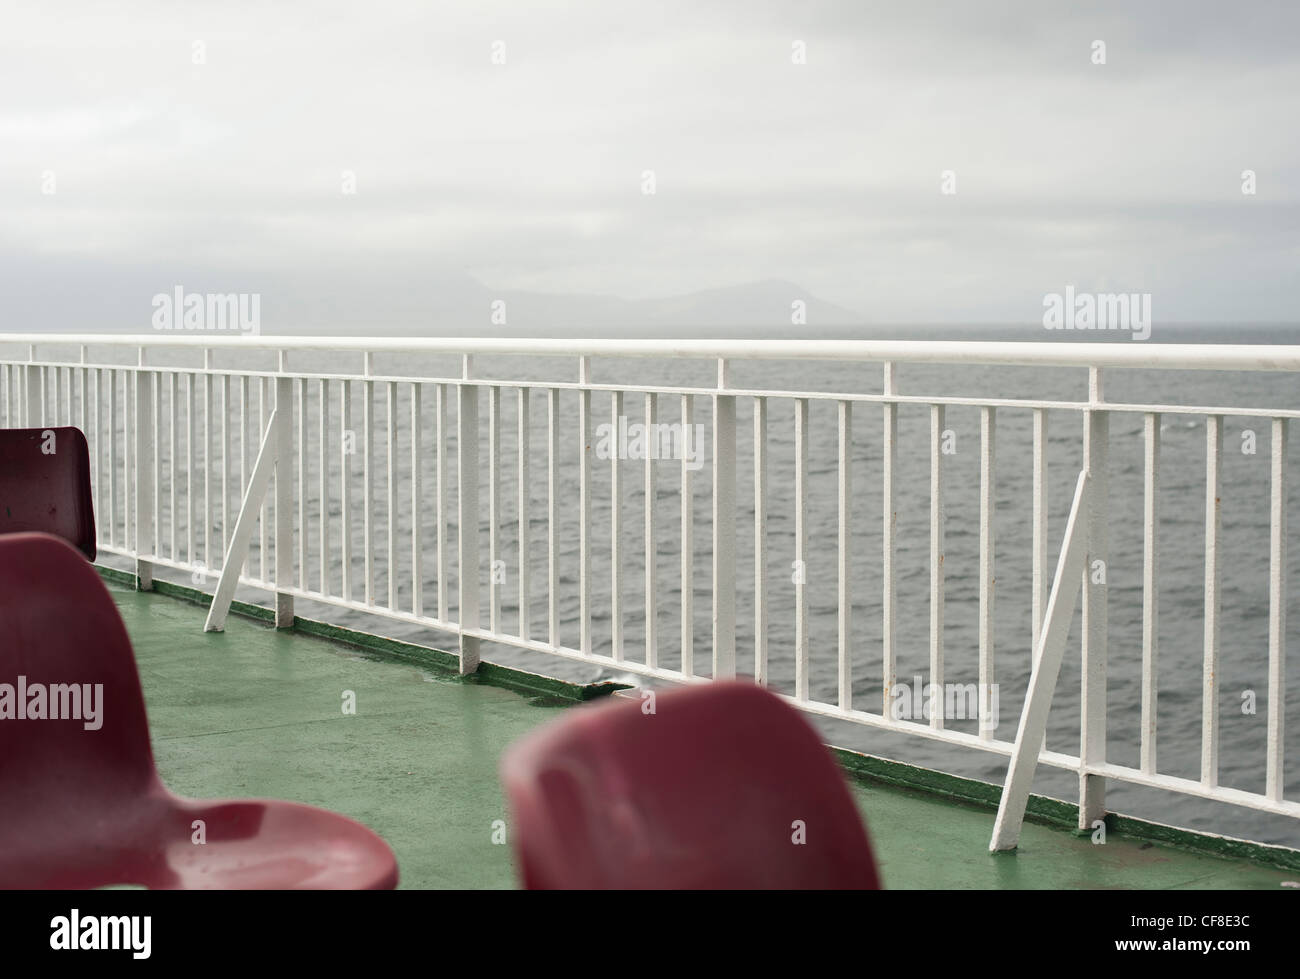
[203,355,213,570]
[187,372,196,565]
[1141,412,1160,774]
[94,369,103,549]
[78,350,88,516]
[24,356,39,425]
[680,393,694,676]
[387,380,398,609]
[153,368,161,561]
[1080,367,1110,829]
[457,355,481,673]
[645,392,658,668]
[489,384,501,631]
[1267,417,1287,802]
[109,369,118,550]
[754,396,768,686]
[363,356,375,605]
[134,353,154,589]
[437,383,449,621]
[240,375,250,495]
[611,390,624,662]
[579,360,592,655]
[837,399,852,710]
[979,405,996,738]
[341,379,353,600]
[714,360,736,679]
[168,373,178,561]
[258,377,268,581]
[1032,410,1048,655]
[516,386,529,638]
[547,387,560,647]
[1033,407,1048,755]
[274,363,294,627]
[321,378,332,595]
[221,375,230,555]
[411,383,423,618]
[794,397,809,700]
[124,367,133,555]
[930,403,945,728]
[1202,414,1223,788]
[298,377,308,590]
[882,363,898,716]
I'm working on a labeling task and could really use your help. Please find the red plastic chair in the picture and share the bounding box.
[0,533,398,889]
[500,680,882,889]
[0,427,97,559]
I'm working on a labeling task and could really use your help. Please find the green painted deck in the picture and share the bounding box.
[112,579,1300,890]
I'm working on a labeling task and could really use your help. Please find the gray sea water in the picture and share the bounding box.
[74,327,1300,849]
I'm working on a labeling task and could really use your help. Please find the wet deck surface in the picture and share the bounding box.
[112,581,1298,890]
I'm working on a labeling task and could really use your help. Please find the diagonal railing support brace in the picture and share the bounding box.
[204,409,281,632]
[989,469,1092,851]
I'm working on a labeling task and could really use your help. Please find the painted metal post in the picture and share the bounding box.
[457,356,481,673]
[753,396,768,685]
[713,358,736,679]
[882,363,898,715]
[837,399,852,710]
[579,357,592,657]
[274,362,294,627]
[24,350,40,426]
[1141,412,1160,774]
[1266,418,1287,801]
[133,348,154,589]
[929,403,945,728]
[1202,414,1223,787]
[794,397,809,700]
[1079,368,1109,831]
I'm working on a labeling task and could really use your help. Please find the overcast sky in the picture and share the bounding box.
[2,0,1298,331]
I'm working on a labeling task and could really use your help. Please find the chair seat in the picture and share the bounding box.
[501,680,881,889]
[2,790,398,890]
[0,532,398,890]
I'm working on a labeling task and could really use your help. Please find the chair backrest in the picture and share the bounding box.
[500,681,882,889]
[0,533,159,847]
[0,427,96,559]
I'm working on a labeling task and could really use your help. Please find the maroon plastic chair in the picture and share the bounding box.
[0,532,398,889]
[500,680,882,889]
[0,427,96,559]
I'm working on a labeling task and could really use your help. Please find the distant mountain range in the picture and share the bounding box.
[3,252,1296,341]
[271,275,868,335]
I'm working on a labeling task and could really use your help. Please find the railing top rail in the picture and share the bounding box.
[2,333,1300,372]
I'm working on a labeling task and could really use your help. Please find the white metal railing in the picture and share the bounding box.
[2,334,1298,843]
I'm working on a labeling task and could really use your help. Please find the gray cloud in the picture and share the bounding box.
[2,0,1297,331]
